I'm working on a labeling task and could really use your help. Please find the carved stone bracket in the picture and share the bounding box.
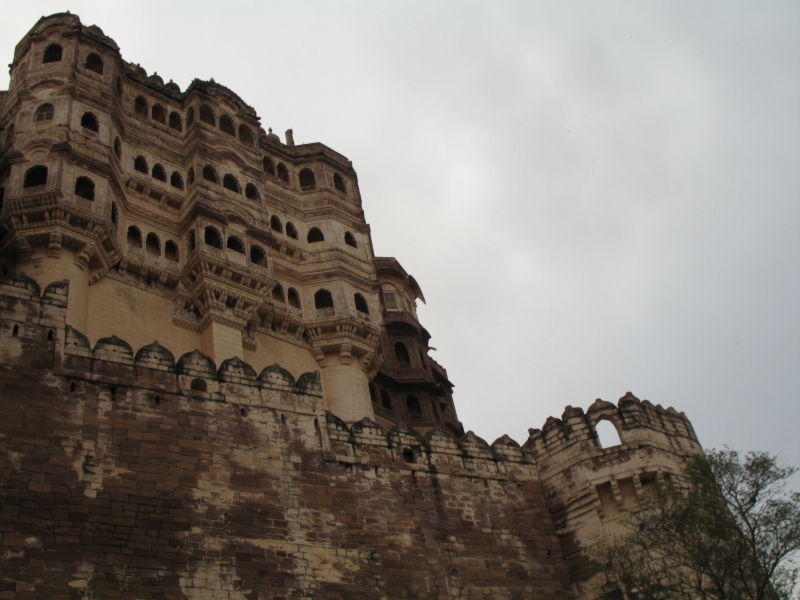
[47,232,62,258]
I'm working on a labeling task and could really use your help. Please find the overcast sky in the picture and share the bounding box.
[3,2,798,469]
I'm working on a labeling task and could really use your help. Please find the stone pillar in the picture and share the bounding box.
[319,354,375,425]
[17,246,90,333]
[200,316,244,365]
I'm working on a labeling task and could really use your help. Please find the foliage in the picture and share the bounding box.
[597,448,800,600]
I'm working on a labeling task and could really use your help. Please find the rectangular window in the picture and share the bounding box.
[383,292,397,309]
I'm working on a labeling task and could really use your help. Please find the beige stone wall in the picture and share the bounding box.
[84,277,200,358]
[17,249,90,332]
[243,332,319,380]
[319,352,375,424]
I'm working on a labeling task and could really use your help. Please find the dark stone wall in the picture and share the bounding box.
[0,278,575,600]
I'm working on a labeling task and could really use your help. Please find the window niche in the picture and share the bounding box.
[145,233,160,256]
[74,176,95,201]
[152,104,166,124]
[314,289,334,315]
[134,156,148,174]
[35,103,54,122]
[595,419,623,449]
[135,96,148,116]
[152,164,167,182]
[23,165,48,188]
[395,342,411,364]
[85,53,104,74]
[354,293,369,315]
[250,245,267,267]
[204,226,222,249]
[81,112,99,132]
[299,168,316,190]
[43,43,63,64]
[127,226,142,249]
[169,112,182,132]
[222,174,240,193]
[307,227,324,243]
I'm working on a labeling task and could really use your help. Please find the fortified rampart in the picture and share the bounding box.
[0,13,705,600]
[0,273,702,599]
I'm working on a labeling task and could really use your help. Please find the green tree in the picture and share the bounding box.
[597,449,800,600]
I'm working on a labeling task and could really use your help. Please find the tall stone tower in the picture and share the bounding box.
[0,12,462,432]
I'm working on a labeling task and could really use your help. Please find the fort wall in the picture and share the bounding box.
[0,273,703,599]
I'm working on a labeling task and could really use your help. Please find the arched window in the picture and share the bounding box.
[202,165,217,183]
[74,176,95,201]
[186,107,195,127]
[134,156,148,174]
[152,164,167,182]
[354,293,369,314]
[307,227,324,243]
[170,171,183,189]
[168,112,182,132]
[81,112,99,132]
[187,167,195,185]
[34,103,54,122]
[395,342,411,364]
[381,390,393,411]
[277,163,289,182]
[245,183,259,200]
[23,165,48,188]
[272,283,284,303]
[239,125,253,145]
[250,245,266,267]
[288,288,301,309]
[314,289,334,310]
[145,233,160,256]
[344,232,357,248]
[135,96,148,116]
[406,395,423,416]
[334,173,346,193]
[286,222,298,240]
[219,115,235,136]
[43,43,62,64]
[199,104,215,126]
[222,174,240,193]
[270,215,283,233]
[151,104,166,124]
[113,137,121,158]
[595,419,623,449]
[127,226,142,249]
[111,202,118,226]
[226,236,244,253]
[263,157,275,176]
[190,378,207,391]
[204,227,222,249]
[188,230,196,252]
[299,168,316,190]
[85,53,104,74]
[165,240,179,262]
